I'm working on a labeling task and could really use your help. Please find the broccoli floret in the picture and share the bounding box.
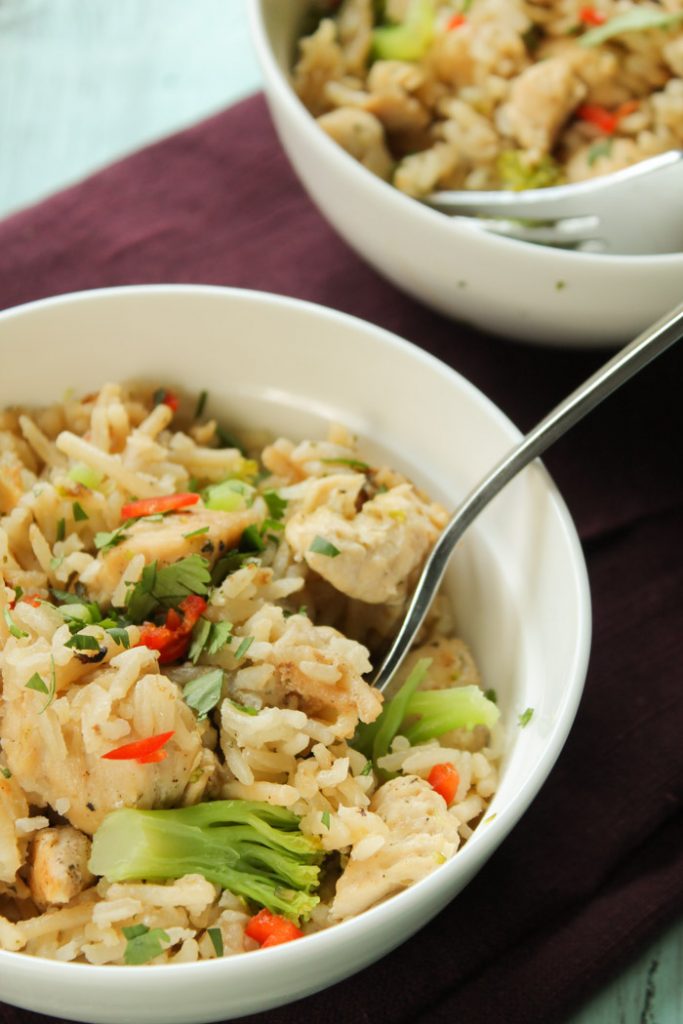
[89,800,322,922]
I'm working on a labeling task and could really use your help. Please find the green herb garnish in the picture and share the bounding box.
[94,521,133,553]
[3,608,28,639]
[309,536,341,558]
[68,463,103,490]
[240,524,265,553]
[72,501,89,522]
[125,555,212,623]
[0,766,11,779]
[183,669,224,720]
[207,927,223,957]
[25,656,57,713]
[25,672,49,695]
[320,457,370,472]
[195,390,208,420]
[122,924,170,965]
[518,707,534,727]
[484,688,497,704]
[56,519,66,542]
[263,490,288,521]
[64,633,103,652]
[188,618,233,664]
[587,138,613,166]
[183,525,210,539]
[234,636,254,660]
[321,811,331,830]
[580,9,683,47]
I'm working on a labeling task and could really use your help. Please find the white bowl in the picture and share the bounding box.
[250,0,683,348]
[0,285,590,1023]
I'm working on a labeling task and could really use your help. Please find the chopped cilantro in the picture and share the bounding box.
[215,424,244,453]
[211,550,257,587]
[207,927,223,957]
[234,636,254,661]
[484,689,498,704]
[587,139,613,166]
[240,524,265,552]
[188,618,233,664]
[183,669,224,720]
[309,536,341,558]
[72,501,89,522]
[555,280,567,292]
[183,525,210,539]
[122,924,170,965]
[261,518,284,536]
[125,555,212,623]
[56,518,66,542]
[229,700,259,716]
[106,627,131,649]
[25,657,57,713]
[152,388,168,407]
[518,707,534,728]
[320,457,370,472]
[25,672,49,695]
[3,608,28,640]
[195,390,208,420]
[321,810,331,830]
[94,521,133,553]
[0,766,11,780]
[360,760,373,776]
[49,556,64,572]
[263,490,288,521]
[65,633,103,652]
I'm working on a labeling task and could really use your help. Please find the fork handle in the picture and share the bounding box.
[372,301,683,693]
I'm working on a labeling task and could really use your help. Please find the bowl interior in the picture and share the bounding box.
[0,285,590,1022]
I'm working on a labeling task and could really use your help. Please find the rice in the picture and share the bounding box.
[294,0,683,195]
[0,382,502,964]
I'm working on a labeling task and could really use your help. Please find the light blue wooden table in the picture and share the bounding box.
[0,1,680,1020]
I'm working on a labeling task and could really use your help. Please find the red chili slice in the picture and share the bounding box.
[579,6,606,26]
[136,596,208,665]
[427,762,460,806]
[120,493,200,519]
[102,731,174,762]
[446,13,466,29]
[245,909,303,948]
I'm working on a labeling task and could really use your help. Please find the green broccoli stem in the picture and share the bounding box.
[89,801,323,922]
[402,685,500,744]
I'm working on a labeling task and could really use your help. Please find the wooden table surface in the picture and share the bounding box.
[0,1,680,1021]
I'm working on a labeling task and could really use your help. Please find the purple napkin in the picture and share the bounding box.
[0,94,681,1024]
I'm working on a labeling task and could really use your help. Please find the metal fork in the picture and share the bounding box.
[423,150,683,255]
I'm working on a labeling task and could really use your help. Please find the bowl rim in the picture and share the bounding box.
[0,283,592,982]
[249,0,683,269]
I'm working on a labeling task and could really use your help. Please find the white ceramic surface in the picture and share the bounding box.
[250,0,683,348]
[0,285,591,1023]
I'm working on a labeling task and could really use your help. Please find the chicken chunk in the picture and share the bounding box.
[28,826,94,909]
[0,646,204,833]
[88,506,257,601]
[497,56,587,153]
[294,18,345,116]
[0,773,29,884]
[331,775,461,919]
[316,108,394,179]
[286,477,447,604]
[337,0,373,77]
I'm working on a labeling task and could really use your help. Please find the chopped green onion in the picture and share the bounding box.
[580,8,683,47]
[240,524,265,552]
[183,525,210,539]
[72,501,89,522]
[207,927,223,957]
[230,700,259,716]
[56,519,66,542]
[321,811,331,830]
[68,463,103,490]
[204,479,254,513]
[3,608,28,640]
[234,636,254,660]
[518,707,534,727]
[309,536,341,558]
[195,390,209,420]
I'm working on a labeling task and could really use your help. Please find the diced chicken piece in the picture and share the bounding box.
[262,613,382,736]
[337,0,373,76]
[89,507,257,600]
[395,635,481,691]
[497,56,587,153]
[28,826,94,909]
[331,775,460,919]
[286,478,447,604]
[364,60,431,133]
[0,773,29,884]
[394,141,460,196]
[294,18,345,116]
[428,19,528,91]
[316,108,394,179]
[0,646,204,833]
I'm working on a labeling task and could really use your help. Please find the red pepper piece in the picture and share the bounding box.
[579,6,606,26]
[576,103,618,134]
[21,594,43,608]
[102,730,174,762]
[446,13,466,30]
[162,391,180,413]
[136,595,208,665]
[245,909,303,948]
[427,762,460,806]
[120,493,200,519]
